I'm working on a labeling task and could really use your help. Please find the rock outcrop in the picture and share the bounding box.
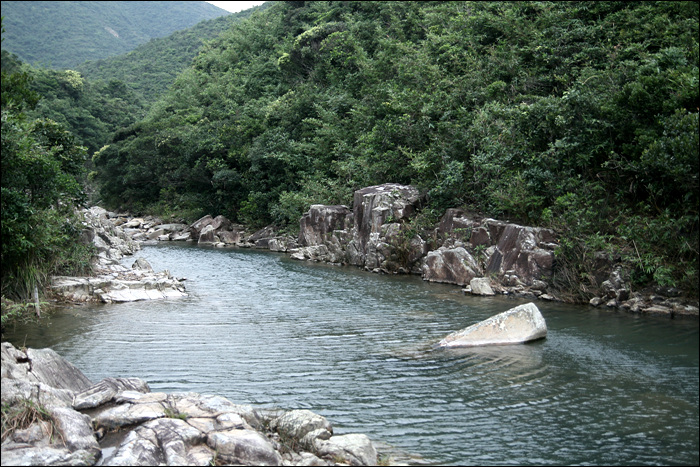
[87,183,697,317]
[428,209,558,292]
[1,342,379,466]
[289,188,558,297]
[437,302,547,347]
[50,208,186,303]
[291,184,426,273]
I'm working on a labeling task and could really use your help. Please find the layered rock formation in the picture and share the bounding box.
[1,342,379,466]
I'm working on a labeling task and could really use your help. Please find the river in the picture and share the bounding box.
[3,243,699,465]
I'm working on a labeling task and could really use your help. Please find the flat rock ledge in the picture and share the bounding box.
[437,302,547,348]
[1,342,382,466]
[51,267,186,303]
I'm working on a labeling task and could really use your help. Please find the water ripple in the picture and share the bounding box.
[3,244,697,466]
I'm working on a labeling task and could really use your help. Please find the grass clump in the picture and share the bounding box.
[1,399,64,445]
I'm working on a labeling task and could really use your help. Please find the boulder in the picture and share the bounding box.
[218,230,243,244]
[438,302,547,347]
[469,277,495,296]
[269,409,333,450]
[198,224,219,244]
[247,225,278,248]
[207,429,282,466]
[314,434,378,466]
[421,247,481,286]
[132,257,153,272]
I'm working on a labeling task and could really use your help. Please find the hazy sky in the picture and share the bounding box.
[205,1,267,14]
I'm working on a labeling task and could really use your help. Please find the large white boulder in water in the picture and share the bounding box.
[438,302,547,347]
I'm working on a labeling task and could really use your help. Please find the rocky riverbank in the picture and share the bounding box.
[1,342,385,466]
[50,207,186,304]
[64,184,697,317]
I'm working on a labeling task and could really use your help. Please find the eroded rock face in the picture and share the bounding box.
[428,209,558,292]
[437,302,547,347]
[292,184,425,273]
[484,223,556,286]
[299,205,353,247]
[352,184,421,254]
[1,342,380,466]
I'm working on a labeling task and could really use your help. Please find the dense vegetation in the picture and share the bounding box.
[1,1,698,305]
[92,1,698,298]
[0,0,228,69]
[1,5,270,173]
[1,27,92,303]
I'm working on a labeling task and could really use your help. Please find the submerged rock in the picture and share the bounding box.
[437,302,547,347]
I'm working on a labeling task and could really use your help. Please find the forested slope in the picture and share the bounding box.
[0,0,229,68]
[75,3,272,103]
[93,1,698,297]
[0,4,270,158]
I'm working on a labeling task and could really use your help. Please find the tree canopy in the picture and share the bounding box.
[1,27,93,300]
[2,2,698,300]
[91,1,698,295]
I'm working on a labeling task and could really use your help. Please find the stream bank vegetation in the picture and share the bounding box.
[1,2,698,316]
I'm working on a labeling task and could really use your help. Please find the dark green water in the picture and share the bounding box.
[4,243,699,465]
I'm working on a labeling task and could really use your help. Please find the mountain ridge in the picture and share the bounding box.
[0,0,230,69]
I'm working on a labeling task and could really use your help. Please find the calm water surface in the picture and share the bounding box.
[4,243,699,465]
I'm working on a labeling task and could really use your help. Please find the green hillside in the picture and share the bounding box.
[0,1,229,69]
[76,3,271,103]
[92,1,698,296]
[2,1,698,303]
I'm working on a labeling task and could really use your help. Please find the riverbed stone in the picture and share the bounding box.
[73,377,150,410]
[132,257,154,272]
[314,433,377,466]
[438,302,547,347]
[469,277,495,296]
[207,428,283,466]
[270,409,333,450]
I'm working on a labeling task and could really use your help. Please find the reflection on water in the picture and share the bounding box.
[3,243,698,466]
